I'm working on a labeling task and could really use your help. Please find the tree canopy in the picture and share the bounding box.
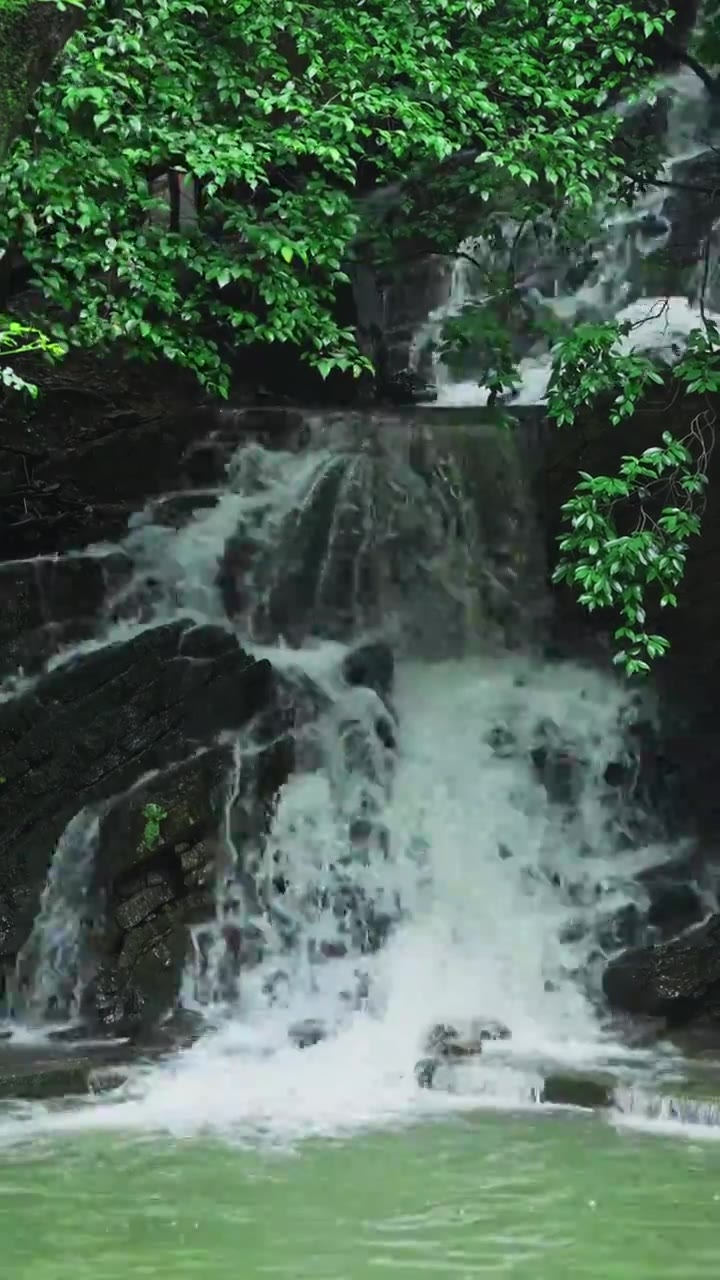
[0,0,672,392]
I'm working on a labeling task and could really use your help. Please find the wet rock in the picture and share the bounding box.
[288,1019,327,1049]
[0,1043,134,1101]
[128,1008,205,1053]
[0,621,276,957]
[96,747,233,893]
[87,896,207,1033]
[114,882,176,931]
[540,1073,613,1109]
[423,1019,510,1059]
[0,553,131,679]
[598,902,644,952]
[89,1066,130,1094]
[415,1056,438,1089]
[214,407,305,450]
[342,641,394,701]
[0,620,293,1034]
[530,719,582,807]
[416,1021,511,1085]
[603,913,720,1026]
[638,861,705,940]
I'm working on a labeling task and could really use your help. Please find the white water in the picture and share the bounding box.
[411,69,720,408]
[12,808,101,1023]
[0,650,652,1138]
[0,414,686,1146]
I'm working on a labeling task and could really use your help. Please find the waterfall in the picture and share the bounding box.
[0,406,683,1144]
[103,412,547,657]
[410,68,720,407]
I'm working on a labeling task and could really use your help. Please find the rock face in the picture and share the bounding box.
[0,619,291,1031]
[603,913,720,1026]
[0,553,131,680]
[0,349,305,563]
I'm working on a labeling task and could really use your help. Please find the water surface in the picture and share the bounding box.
[3,1112,720,1279]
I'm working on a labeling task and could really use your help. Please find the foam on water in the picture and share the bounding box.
[0,410,691,1145]
[0,643,678,1147]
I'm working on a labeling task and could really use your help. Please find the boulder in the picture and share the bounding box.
[540,1073,613,1109]
[415,1020,512,1090]
[638,858,706,940]
[342,641,395,702]
[423,1018,510,1059]
[603,913,720,1026]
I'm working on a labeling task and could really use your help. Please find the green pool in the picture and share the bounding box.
[2,1110,720,1279]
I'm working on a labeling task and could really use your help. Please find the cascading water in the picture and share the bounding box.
[11,808,101,1025]
[0,410,685,1145]
[410,68,720,407]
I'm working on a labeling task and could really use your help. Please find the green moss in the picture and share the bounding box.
[141,803,169,852]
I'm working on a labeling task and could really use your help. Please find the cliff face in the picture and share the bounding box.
[0,0,85,159]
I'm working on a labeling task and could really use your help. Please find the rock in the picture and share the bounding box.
[96,746,233,894]
[0,1058,100,1101]
[637,859,706,940]
[0,1042,134,1101]
[0,553,131,680]
[114,883,177,931]
[214,407,305,450]
[127,1008,205,1053]
[87,896,203,1033]
[424,1023,483,1059]
[603,913,720,1026]
[288,1019,327,1049]
[342,642,394,701]
[415,1020,511,1086]
[0,619,294,1034]
[530,719,582,807]
[540,1073,613,1109]
[0,620,275,956]
[415,1057,438,1089]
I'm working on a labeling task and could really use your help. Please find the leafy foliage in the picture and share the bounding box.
[5,0,712,676]
[547,319,666,429]
[545,303,720,673]
[0,0,672,393]
[0,318,64,396]
[553,429,709,675]
[141,802,168,852]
